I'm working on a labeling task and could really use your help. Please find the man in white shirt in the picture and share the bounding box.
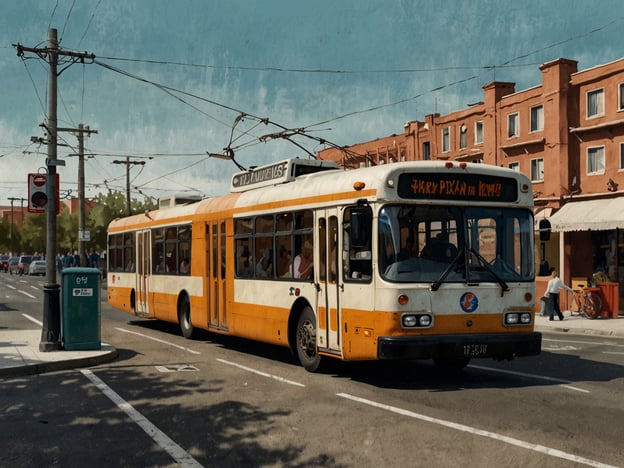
[545,269,573,321]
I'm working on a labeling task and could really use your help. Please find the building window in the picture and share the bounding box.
[530,105,543,132]
[620,143,624,170]
[442,127,450,152]
[509,162,520,172]
[587,146,605,174]
[474,121,483,144]
[530,158,544,182]
[619,83,624,111]
[459,124,467,149]
[508,113,519,138]
[422,141,430,160]
[587,89,604,118]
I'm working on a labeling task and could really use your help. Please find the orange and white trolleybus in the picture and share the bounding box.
[107,158,541,372]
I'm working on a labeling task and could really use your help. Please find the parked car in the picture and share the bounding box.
[0,254,9,272]
[8,257,19,274]
[17,255,33,276]
[28,260,47,276]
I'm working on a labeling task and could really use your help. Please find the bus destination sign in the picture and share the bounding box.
[231,161,289,192]
[397,173,518,202]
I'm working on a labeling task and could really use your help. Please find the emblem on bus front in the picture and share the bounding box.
[460,292,478,313]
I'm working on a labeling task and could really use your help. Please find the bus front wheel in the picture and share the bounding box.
[296,307,322,372]
[178,294,195,339]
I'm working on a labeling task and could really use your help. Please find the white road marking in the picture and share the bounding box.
[468,364,590,393]
[18,290,36,299]
[81,369,203,468]
[115,327,200,355]
[544,337,624,348]
[22,313,42,326]
[6,284,16,290]
[216,358,305,387]
[155,365,199,373]
[337,392,618,468]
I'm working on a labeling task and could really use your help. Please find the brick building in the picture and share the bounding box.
[318,57,624,313]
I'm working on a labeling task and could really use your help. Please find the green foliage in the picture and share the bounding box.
[20,213,46,253]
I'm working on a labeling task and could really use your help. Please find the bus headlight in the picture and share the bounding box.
[504,312,532,326]
[401,314,432,328]
[505,313,519,324]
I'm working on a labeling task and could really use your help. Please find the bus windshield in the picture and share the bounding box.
[379,205,534,284]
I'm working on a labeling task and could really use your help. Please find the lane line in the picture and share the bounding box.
[468,365,590,393]
[115,327,200,355]
[18,290,36,299]
[81,369,203,468]
[22,313,42,326]
[216,358,305,387]
[543,337,624,348]
[337,392,618,468]
[5,284,16,290]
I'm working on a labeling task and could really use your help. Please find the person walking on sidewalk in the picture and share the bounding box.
[545,269,573,321]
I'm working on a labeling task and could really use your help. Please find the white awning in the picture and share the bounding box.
[549,197,624,232]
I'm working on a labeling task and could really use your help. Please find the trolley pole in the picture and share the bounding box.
[14,28,95,351]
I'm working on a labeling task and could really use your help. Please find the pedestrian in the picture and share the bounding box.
[545,269,573,321]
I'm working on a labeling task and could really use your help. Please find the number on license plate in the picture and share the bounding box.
[464,344,488,356]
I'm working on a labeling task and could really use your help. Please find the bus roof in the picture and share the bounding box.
[108,159,532,232]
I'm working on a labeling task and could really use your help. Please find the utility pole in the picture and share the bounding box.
[61,124,98,267]
[113,157,145,216]
[14,29,95,352]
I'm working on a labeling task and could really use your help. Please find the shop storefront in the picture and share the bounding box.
[548,197,624,316]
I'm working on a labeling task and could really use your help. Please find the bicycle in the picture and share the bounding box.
[569,288,603,319]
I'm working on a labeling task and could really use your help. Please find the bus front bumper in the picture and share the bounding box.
[378,332,542,360]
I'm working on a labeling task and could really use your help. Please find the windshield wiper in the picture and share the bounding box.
[431,248,465,291]
[469,247,509,295]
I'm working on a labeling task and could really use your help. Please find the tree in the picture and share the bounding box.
[87,190,157,251]
[20,212,46,254]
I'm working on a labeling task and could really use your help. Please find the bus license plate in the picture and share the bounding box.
[464,344,488,357]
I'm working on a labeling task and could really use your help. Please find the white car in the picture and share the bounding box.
[28,260,47,276]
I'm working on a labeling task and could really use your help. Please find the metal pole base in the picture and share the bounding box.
[39,283,61,352]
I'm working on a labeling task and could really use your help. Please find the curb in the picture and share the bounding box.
[0,345,118,378]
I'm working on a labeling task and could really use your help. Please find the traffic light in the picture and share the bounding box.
[27,173,60,214]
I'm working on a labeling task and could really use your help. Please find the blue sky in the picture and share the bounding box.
[1,0,623,205]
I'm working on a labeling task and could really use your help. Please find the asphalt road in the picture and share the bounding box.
[1,273,623,467]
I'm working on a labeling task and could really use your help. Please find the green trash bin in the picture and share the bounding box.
[62,267,101,350]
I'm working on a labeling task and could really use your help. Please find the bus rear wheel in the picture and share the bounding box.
[178,293,195,339]
[296,307,322,372]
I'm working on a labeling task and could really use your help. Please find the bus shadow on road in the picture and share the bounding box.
[122,319,624,391]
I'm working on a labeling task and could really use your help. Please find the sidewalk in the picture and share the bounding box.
[534,310,624,338]
[2,312,622,378]
[0,329,117,378]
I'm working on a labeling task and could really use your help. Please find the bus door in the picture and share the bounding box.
[135,229,150,317]
[317,211,342,356]
[209,221,228,329]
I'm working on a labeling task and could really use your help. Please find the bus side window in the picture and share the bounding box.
[346,206,372,281]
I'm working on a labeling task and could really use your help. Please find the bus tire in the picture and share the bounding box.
[296,306,322,372]
[178,293,195,339]
[433,357,470,372]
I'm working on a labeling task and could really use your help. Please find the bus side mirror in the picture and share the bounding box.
[539,219,551,241]
[350,208,371,248]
